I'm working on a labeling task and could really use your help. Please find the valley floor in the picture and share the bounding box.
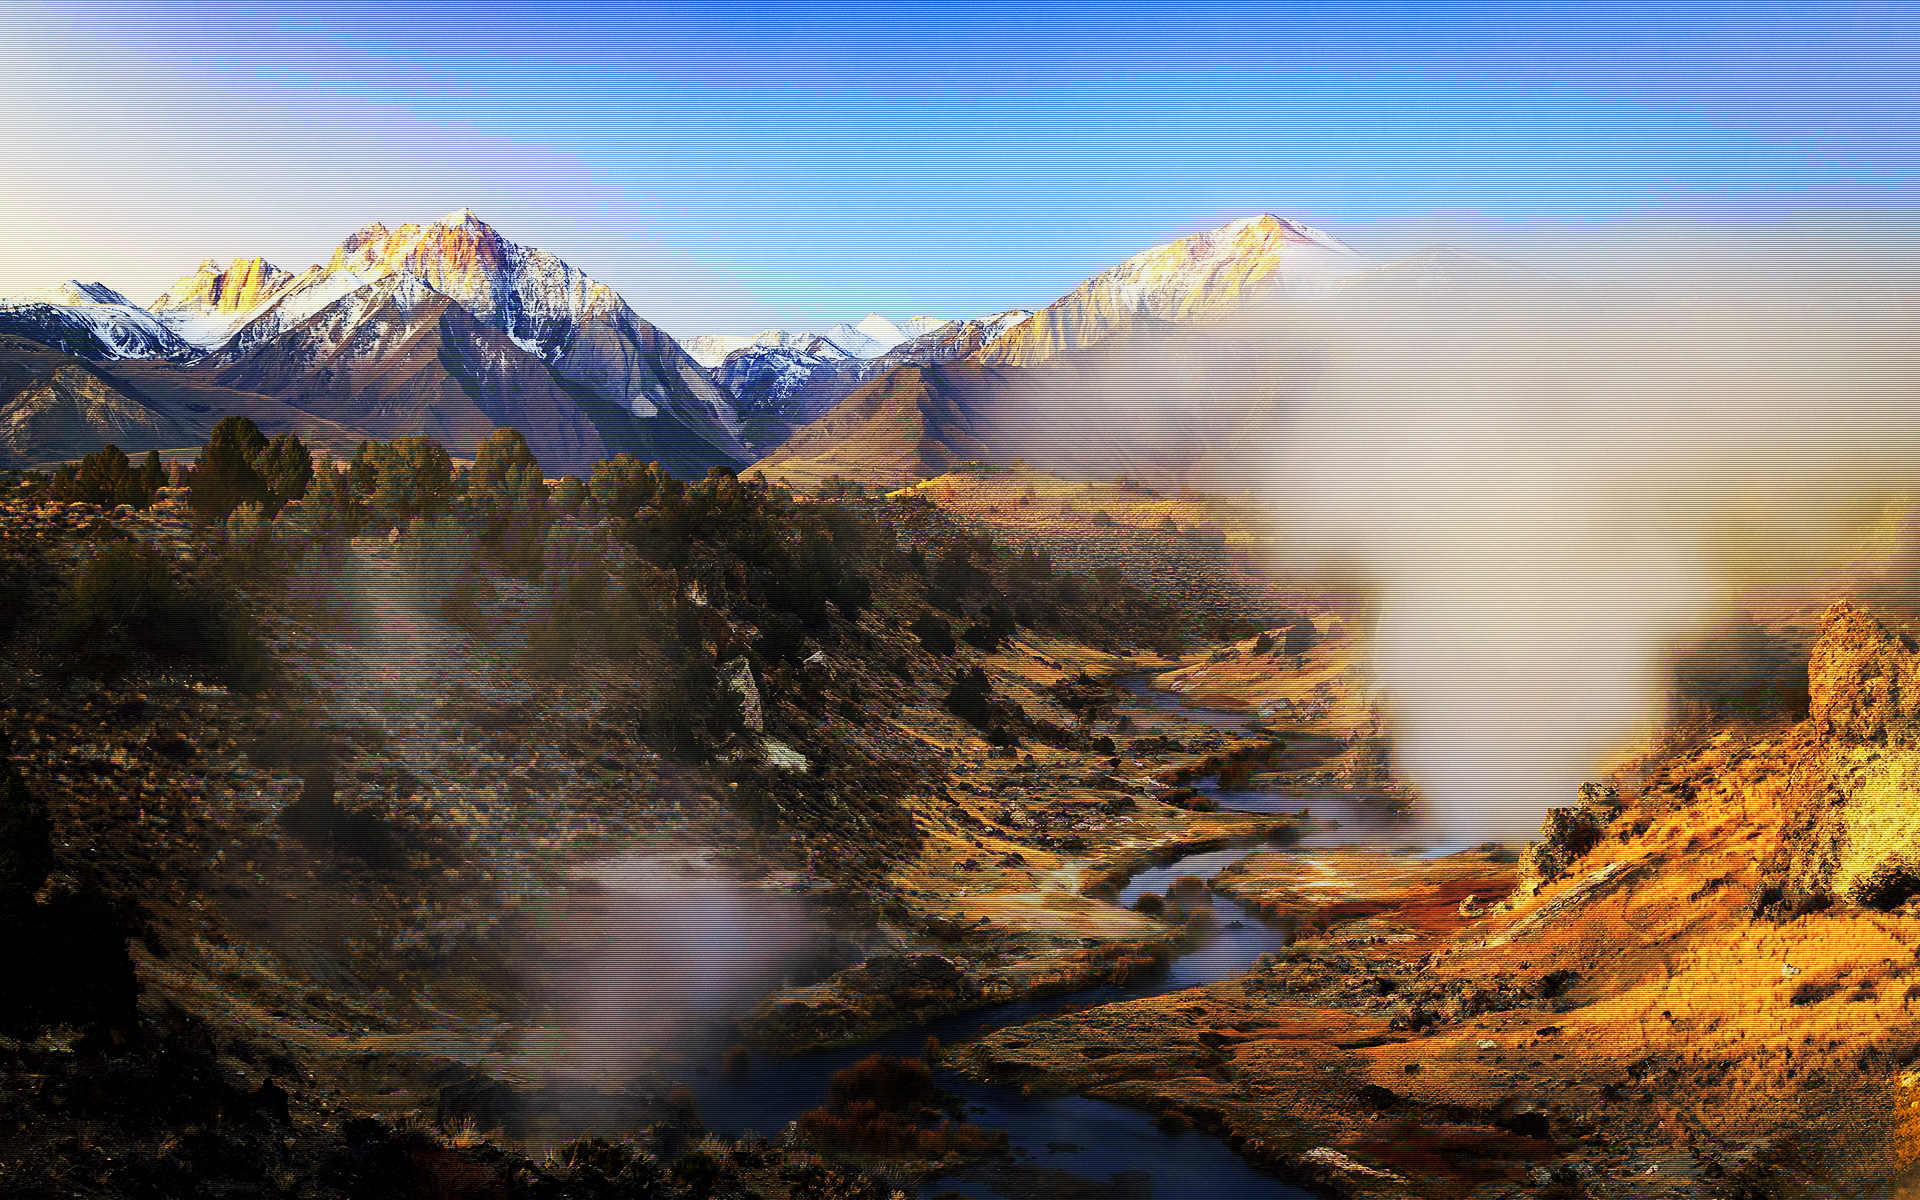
[3,478,1917,1200]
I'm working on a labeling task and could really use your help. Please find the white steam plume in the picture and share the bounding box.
[1248,284,1920,843]
[1010,266,1920,843]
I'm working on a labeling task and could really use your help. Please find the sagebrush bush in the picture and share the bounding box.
[223,501,271,573]
[56,537,203,673]
[290,544,365,635]
[398,516,490,624]
[944,667,994,729]
[911,613,955,655]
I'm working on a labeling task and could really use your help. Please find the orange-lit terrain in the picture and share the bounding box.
[1,434,1916,1199]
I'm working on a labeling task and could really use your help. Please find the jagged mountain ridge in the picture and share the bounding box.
[204,271,741,478]
[979,213,1371,368]
[686,312,954,369]
[715,310,1035,452]
[136,210,753,476]
[0,282,198,363]
[150,257,296,346]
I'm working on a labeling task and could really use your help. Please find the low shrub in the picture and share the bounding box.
[1166,874,1210,902]
[669,1149,725,1197]
[961,606,1016,652]
[796,1104,1006,1159]
[910,612,955,655]
[944,668,994,729]
[827,1054,934,1111]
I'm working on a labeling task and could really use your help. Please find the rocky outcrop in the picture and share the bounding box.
[1512,783,1619,897]
[1764,601,1920,911]
[717,657,764,734]
[1807,599,1920,743]
[152,257,293,318]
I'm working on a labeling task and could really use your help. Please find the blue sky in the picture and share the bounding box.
[2,1,1916,336]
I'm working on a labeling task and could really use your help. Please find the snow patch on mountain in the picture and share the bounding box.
[1096,213,1371,315]
[686,312,961,370]
[976,309,1034,345]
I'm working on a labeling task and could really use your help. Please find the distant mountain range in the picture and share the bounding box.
[706,310,1035,451]
[0,209,1558,480]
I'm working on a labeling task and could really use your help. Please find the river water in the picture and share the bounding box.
[663,676,1417,1200]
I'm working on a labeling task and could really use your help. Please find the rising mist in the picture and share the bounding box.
[1013,263,1920,842]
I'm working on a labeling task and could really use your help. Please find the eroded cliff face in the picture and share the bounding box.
[1767,600,1920,910]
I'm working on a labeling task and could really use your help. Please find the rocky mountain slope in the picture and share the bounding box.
[752,311,1275,490]
[194,210,748,476]
[0,282,198,362]
[715,310,1033,452]
[979,213,1370,369]
[0,334,197,463]
[5,211,752,477]
[149,256,296,346]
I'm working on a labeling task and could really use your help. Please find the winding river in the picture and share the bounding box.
[666,677,1416,1200]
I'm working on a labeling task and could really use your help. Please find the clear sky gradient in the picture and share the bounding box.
[2,1,1916,338]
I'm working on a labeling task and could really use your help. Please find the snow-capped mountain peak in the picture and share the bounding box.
[11,280,136,308]
[148,256,298,348]
[0,280,195,361]
[979,212,1375,367]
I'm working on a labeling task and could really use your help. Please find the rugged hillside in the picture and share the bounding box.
[0,335,197,464]
[0,424,1321,1192]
